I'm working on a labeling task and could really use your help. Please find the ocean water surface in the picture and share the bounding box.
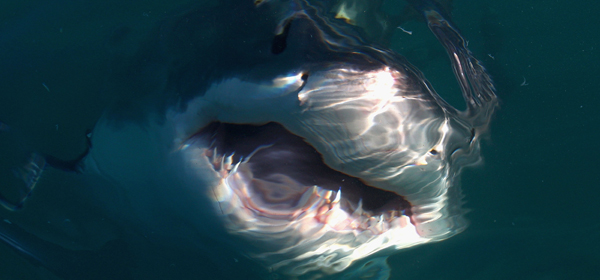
[1,0,598,279]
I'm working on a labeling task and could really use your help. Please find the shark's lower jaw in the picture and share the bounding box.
[173,65,472,277]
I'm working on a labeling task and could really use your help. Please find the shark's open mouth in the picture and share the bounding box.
[196,122,412,229]
[181,118,429,276]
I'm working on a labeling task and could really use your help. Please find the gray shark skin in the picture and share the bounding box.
[0,0,497,279]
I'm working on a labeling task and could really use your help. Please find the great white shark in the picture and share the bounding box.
[0,0,497,279]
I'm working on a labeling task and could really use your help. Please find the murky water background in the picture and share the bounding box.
[1,0,599,279]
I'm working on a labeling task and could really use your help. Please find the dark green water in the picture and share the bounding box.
[0,0,598,279]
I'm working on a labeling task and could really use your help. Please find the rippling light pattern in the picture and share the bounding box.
[291,66,466,238]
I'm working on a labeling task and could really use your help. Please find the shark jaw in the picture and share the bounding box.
[161,64,475,278]
[181,122,429,278]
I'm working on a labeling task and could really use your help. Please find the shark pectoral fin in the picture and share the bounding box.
[0,152,46,211]
[0,123,91,211]
[0,122,46,211]
[408,0,498,127]
[336,256,391,280]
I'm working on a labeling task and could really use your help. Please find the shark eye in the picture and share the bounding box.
[301,72,308,81]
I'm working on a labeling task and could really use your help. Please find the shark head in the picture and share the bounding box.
[1,1,498,279]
